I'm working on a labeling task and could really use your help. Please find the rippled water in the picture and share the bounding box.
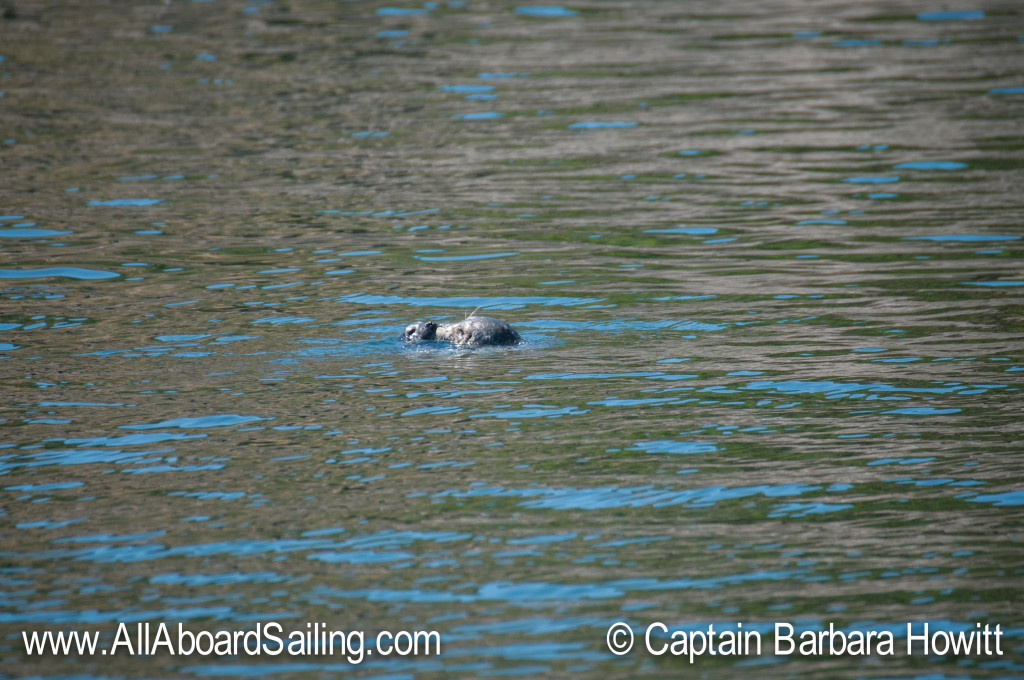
[2,1,1023,677]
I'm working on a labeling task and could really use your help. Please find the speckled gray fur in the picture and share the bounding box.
[402,316,522,347]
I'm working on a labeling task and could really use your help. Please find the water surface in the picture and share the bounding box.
[1,0,1022,677]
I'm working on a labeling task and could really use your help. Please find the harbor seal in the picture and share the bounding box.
[402,315,522,347]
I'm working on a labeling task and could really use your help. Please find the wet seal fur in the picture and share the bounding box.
[403,315,522,347]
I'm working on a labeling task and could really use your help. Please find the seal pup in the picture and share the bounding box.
[402,314,522,347]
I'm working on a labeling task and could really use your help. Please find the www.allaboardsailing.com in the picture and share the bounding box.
[22,621,440,664]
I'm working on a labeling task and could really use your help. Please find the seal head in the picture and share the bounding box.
[403,320,438,342]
